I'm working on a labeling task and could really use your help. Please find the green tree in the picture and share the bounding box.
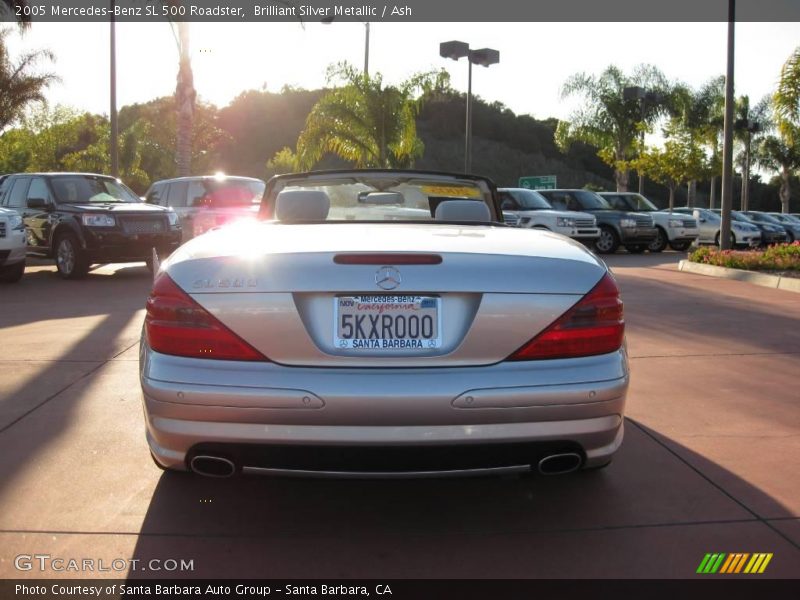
[632,130,707,211]
[556,64,669,191]
[774,46,800,136]
[265,146,299,178]
[754,127,800,214]
[668,77,725,207]
[296,62,447,169]
[0,28,57,133]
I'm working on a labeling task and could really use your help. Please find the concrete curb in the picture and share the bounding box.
[678,260,800,293]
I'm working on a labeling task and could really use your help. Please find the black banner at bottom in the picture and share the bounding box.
[2,579,800,600]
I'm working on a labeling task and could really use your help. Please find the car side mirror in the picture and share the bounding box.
[27,197,50,210]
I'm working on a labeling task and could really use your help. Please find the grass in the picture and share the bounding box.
[688,241,800,274]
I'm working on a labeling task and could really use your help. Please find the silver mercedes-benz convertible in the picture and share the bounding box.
[139,169,629,478]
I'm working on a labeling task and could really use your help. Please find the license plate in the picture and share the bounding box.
[334,295,441,350]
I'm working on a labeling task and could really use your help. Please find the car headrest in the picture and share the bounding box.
[434,200,491,222]
[275,190,330,222]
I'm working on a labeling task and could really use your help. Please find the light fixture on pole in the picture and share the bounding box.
[440,41,499,173]
[322,16,370,76]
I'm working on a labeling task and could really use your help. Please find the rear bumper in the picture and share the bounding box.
[140,345,629,475]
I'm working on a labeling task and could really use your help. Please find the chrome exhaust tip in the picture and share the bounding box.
[537,452,582,475]
[190,455,236,478]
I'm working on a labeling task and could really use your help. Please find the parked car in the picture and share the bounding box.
[709,209,786,246]
[141,169,629,477]
[671,208,760,247]
[743,211,798,243]
[0,205,26,283]
[0,173,182,279]
[145,175,265,242]
[502,210,520,226]
[598,192,699,252]
[535,189,656,254]
[498,188,600,245]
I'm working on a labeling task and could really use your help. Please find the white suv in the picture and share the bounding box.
[498,188,600,244]
[0,205,26,283]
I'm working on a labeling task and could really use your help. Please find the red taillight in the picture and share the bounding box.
[145,274,268,361]
[507,273,624,361]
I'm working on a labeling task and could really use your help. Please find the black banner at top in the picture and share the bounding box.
[1,0,800,23]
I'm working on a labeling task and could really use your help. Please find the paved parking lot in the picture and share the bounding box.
[0,253,798,579]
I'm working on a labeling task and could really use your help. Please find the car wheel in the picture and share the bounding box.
[648,227,668,253]
[55,233,89,279]
[669,240,692,252]
[714,231,736,248]
[0,260,25,283]
[594,226,620,254]
[625,244,647,254]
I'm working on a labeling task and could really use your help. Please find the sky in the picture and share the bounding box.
[4,21,799,126]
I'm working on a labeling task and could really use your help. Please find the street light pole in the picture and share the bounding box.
[109,0,118,177]
[465,58,472,173]
[363,22,369,77]
[322,17,370,77]
[720,0,736,250]
[440,41,499,174]
[638,99,645,194]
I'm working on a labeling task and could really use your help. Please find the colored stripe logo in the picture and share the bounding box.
[697,553,773,574]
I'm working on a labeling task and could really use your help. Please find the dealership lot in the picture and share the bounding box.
[0,254,798,578]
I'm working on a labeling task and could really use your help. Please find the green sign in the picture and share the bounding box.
[519,175,557,190]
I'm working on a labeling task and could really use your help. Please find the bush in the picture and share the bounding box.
[688,242,800,272]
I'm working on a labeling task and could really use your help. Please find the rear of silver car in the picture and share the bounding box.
[140,171,628,478]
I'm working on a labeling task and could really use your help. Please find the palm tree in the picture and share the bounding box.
[668,77,725,207]
[296,63,443,169]
[556,64,669,191]
[173,20,195,177]
[0,28,57,133]
[1,1,30,28]
[774,46,800,131]
[754,129,800,214]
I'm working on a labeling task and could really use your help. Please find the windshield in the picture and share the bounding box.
[51,176,141,204]
[746,213,782,225]
[601,193,657,212]
[538,190,611,211]
[268,173,494,223]
[190,178,265,207]
[507,189,552,210]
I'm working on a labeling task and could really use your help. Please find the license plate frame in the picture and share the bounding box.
[333,295,442,350]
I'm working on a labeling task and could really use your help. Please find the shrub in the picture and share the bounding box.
[688,241,800,272]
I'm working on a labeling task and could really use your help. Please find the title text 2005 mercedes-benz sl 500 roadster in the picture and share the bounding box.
[139,170,629,478]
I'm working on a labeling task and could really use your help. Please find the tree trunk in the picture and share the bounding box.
[668,184,676,212]
[709,175,718,209]
[780,168,791,213]
[615,168,629,192]
[175,22,195,178]
[687,180,697,208]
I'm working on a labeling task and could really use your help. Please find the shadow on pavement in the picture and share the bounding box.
[126,420,799,579]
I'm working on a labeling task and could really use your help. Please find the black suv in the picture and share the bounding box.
[0,173,182,279]
[537,189,657,254]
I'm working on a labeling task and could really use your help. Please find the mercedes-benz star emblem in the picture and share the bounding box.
[375,266,401,290]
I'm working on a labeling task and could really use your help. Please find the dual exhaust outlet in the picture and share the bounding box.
[188,452,583,478]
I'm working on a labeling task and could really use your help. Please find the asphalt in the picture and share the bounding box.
[0,252,798,579]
